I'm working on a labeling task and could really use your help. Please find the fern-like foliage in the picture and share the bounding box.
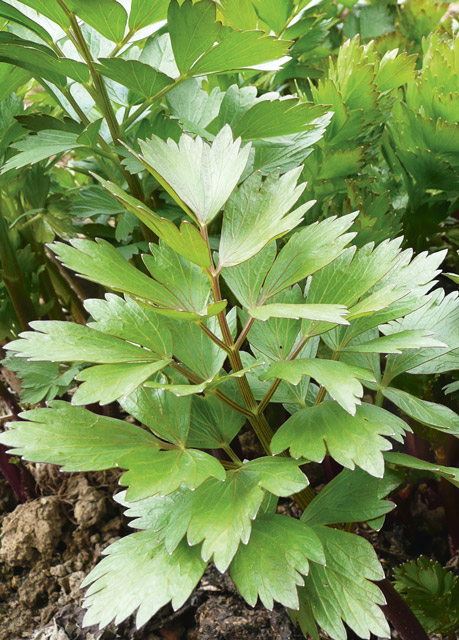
[393,556,459,634]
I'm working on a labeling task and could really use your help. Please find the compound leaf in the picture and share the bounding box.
[137,126,250,225]
[0,401,159,471]
[72,360,172,406]
[82,532,206,628]
[219,167,311,268]
[230,515,325,610]
[271,402,409,477]
[261,214,357,300]
[119,448,225,500]
[261,359,375,415]
[6,321,158,364]
[294,527,389,640]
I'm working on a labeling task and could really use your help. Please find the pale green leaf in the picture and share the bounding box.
[137,126,250,225]
[230,515,324,610]
[129,0,169,30]
[295,527,389,640]
[249,303,349,324]
[85,294,173,359]
[120,385,192,445]
[271,402,409,477]
[82,532,206,628]
[218,167,311,268]
[261,359,375,415]
[222,242,276,308]
[6,321,158,364]
[0,0,52,44]
[383,290,459,380]
[186,469,264,571]
[261,214,357,300]
[119,448,225,500]
[343,329,446,354]
[13,0,69,26]
[241,457,309,496]
[72,360,172,406]
[187,391,246,448]
[0,401,159,471]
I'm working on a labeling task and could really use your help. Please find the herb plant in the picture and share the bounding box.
[0,1,458,639]
[1,125,459,639]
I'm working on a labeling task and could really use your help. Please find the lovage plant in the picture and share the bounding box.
[2,127,459,640]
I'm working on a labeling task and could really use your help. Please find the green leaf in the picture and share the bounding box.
[120,448,225,500]
[142,242,211,316]
[168,312,233,381]
[129,0,169,30]
[120,385,192,445]
[0,401,159,471]
[382,290,459,380]
[82,532,206,628]
[137,126,250,225]
[96,58,172,99]
[232,99,328,140]
[261,213,357,300]
[261,359,375,415]
[343,329,445,354]
[230,515,324,610]
[188,391,246,448]
[190,30,290,75]
[168,0,221,74]
[67,0,127,42]
[0,0,52,44]
[1,130,84,173]
[6,321,159,364]
[241,457,309,496]
[96,177,210,267]
[72,360,172,406]
[302,467,400,526]
[2,355,77,404]
[0,33,90,85]
[249,303,349,324]
[186,468,265,571]
[271,402,409,477]
[218,167,311,268]
[393,556,459,635]
[85,294,173,359]
[382,387,459,436]
[13,0,69,27]
[295,527,389,640]
[222,242,276,308]
[385,452,459,489]
[52,239,218,319]
[252,0,293,34]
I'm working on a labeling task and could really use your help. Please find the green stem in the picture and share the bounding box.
[56,0,145,203]
[170,362,253,419]
[198,321,231,353]
[222,444,242,466]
